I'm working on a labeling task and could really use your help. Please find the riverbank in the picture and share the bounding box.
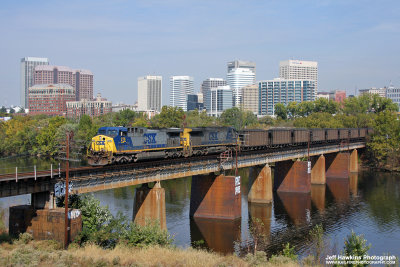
[0,238,300,267]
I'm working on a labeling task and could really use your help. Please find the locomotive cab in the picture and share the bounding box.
[88,127,125,165]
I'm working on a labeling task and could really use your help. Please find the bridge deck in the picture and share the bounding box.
[0,142,365,197]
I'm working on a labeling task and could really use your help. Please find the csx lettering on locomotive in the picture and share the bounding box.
[144,133,157,144]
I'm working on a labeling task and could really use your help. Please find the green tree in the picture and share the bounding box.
[287,102,299,119]
[185,110,216,127]
[0,116,38,156]
[0,106,6,113]
[274,103,287,120]
[258,115,275,127]
[114,109,137,126]
[367,110,400,167]
[75,115,98,150]
[132,116,149,127]
[219,107,257,130]
[151,106,185,128]
[36,116,67,156]
[9,108,15,114]
[371,94,398,113]
[297,101,314,117]
[314,98,339,114]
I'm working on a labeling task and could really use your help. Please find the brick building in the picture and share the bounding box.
[28,84,75,116]
[66,93,112,119]
[34,65,93,100]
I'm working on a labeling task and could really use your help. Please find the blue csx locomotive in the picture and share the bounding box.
[87,126,237,166]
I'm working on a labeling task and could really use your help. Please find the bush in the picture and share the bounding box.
[71,194,173,249]
[245,251,267,266]
[282,242,297,261]
[17,233,33,245]
[343,231,371,266]
[124,220,173,248]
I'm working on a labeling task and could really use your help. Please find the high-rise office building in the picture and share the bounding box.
[170,76,194,111]
[227,60,256,75]
[138,75,162,112]
[200,78,227,111]
[186,94,204,112]
[259,78,316,116]
[227,60,256,107]
[207,85,233,117]
[279,60,318,95]
[20,57,49,108]
[34,65,93,100]
[242,84,259,115]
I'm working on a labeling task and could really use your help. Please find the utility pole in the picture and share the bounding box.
[64,131,73,249]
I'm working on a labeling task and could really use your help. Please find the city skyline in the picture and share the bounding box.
[1,0,400,107]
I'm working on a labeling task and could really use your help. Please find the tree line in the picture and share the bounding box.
[0,94,398,169]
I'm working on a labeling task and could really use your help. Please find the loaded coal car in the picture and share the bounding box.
[349,128,359,140]
[359,128,367,138]
[292,129,309,145]
[338,128,349,140]
[311,129,325,143]
[238,129,268,150]
[269,128,292,147]
[326,129,339,142]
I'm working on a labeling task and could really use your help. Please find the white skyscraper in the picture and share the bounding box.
[138,75,162,112]
[226,60,256,107]
[170,76,194,111]
[279,60,318,95]
[20,57,49,107]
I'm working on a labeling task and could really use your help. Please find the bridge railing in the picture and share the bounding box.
[0,163,63,181]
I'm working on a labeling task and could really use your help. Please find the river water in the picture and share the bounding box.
[1,163,399,259]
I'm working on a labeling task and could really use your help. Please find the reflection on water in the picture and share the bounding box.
[190,218,241,254]
[0,167,399,258]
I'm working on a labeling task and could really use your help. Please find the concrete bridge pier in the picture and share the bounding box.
[350,149,359,173]
[274,160,311,193]
[133,182,167,229]
[311,155,326,185]
[190,174,241,220]
[248,164,273,203]
[325,149,359,179]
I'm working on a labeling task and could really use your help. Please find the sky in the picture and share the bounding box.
[1,0,400,107]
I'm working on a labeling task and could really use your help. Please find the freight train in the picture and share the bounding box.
[87,126,371,166]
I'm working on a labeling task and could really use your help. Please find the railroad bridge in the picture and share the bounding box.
[0,141,364,243]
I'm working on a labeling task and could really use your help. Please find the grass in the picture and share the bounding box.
[0,236,302,267]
